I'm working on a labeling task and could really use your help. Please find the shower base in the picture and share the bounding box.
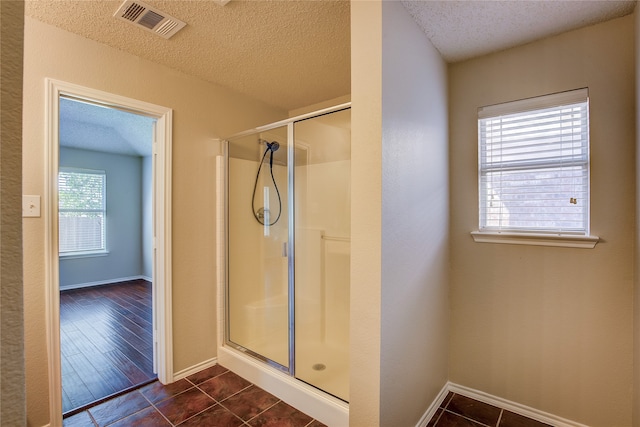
[217,345,349,427]
[296,340,349,401]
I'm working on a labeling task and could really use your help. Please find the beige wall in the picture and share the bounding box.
[449,15,635,427]
[380,2,449,426]
[635,3,640,426]
[350,2,450,425]
[350,1,383,425]
[22,17,285,426]
[1,0,26,425]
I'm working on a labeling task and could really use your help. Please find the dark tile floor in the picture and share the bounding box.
[63,364,326,427]
[63,361,551,427]
[428,392,552,427]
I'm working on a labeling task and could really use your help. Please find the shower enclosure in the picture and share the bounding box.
[222,105,350,404]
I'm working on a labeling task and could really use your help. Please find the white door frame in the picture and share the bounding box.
[44,79,173,426]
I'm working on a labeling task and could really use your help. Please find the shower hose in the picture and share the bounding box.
[251,141,282,226]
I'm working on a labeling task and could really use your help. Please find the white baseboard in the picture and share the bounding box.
[173,357,218,381]
[59,275,148,291]
[416,382,590,427]
[415,383,451,427]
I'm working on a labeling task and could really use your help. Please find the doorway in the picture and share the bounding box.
[58,96,156,414]
[45,79,173,426]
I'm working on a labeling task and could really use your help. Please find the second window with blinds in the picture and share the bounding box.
[59,168,107,256]
[473,88,598,247]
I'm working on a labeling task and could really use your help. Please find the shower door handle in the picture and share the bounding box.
[282,242,288,257]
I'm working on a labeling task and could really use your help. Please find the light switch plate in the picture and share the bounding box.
[23,195,41,218]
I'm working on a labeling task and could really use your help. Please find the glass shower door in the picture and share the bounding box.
[293,109,351,401]
[227,126,289,369]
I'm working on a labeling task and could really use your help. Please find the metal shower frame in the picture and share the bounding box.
[222,102,351,379]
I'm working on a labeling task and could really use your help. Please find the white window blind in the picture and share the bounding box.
[59,168,106,254]
[478,88,590,235]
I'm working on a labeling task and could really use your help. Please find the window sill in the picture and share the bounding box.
[59,250,109,259]
[470,231,599,249]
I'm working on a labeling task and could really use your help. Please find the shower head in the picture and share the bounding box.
[259,139,279,152]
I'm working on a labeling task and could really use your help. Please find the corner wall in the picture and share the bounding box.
[634,3,640,426]
[22,17,285,426]
[449,15,635,426]
[350,2,382,425]
[350,2,450,425]
[380,2,449,426]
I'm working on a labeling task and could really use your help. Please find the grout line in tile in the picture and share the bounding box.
[443,409,493,427]
[232,410,249,427]
[168,389,217,426]
[101,405,163,427]
[441,392,454,409]
[243,398,282,424]
[496,409,504,427]
[185,369,228,387]
[431,408,444,426]
[172,402,221,426]
[213,383,255,405]
[190,382,216,403]
[84,365,321,427]
[174,370,244,426]
[152,404,175,426]
[214,388,272,423]
[138,389,178,427]
[163,383,199,404]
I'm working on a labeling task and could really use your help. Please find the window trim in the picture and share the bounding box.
[58,167,107,256]
[473,88,599,248]
[471,230,598,248]
[59,250,109,259]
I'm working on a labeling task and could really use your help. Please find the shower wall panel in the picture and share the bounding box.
[295,160,350,348]
[294,110,351,402]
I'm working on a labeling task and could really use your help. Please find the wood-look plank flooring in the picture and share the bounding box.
[60,279,156,415]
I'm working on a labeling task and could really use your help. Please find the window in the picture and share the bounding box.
[58,168,106,255]
[475,88,597,247]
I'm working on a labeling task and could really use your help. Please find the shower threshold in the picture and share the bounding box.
[217,345,349,427]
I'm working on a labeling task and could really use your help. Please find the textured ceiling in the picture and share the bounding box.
[402,0,636,63]
[25,0,351,112]
[60,97,155,157]
[28,0,636,156]
[25,0,637,111]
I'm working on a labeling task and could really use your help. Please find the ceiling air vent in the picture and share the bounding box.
[114,0,186,39]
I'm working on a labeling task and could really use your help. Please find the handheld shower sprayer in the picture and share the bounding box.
[251,139,282,226]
